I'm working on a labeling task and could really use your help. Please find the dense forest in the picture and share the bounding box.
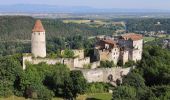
[125,18,170,33]
[0,16,116,40]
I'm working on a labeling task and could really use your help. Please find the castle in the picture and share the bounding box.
[23,20,143,85]
[94,33,143,65]
[22,20,100,70]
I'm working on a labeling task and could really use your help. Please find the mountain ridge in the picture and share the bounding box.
[0,4,169,13]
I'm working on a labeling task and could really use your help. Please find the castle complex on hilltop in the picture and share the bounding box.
[23,20,143,85]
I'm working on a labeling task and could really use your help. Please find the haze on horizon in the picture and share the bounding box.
[0,0,170,10]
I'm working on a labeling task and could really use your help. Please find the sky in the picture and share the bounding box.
[0,0,170,10]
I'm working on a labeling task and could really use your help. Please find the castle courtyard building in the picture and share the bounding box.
[94,33,143,65]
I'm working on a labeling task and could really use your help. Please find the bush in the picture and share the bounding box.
[86,83,110,93]
[124,60,135,68]
[100,60,115,68]
[62,49,74,58]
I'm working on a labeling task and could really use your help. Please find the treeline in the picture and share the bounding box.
[125,18,170,33]
[0,35,95,57]
[112,45,170,100]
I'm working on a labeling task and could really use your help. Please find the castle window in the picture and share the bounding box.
[38,33,40,35]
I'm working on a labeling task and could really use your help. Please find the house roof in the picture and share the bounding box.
[101,39,117,47]
[32,20,45,32]
[121,33,143,41]
[95,39,118,50]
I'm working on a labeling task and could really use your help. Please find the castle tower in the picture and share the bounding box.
[31,20,46,58]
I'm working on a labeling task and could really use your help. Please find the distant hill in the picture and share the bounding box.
[0,4,169,13]
[0,16,115,40]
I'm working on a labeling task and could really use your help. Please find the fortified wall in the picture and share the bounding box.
[23,53,92,70]
[80,67,132,86]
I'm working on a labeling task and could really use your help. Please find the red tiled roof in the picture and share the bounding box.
[97,39,118,49]
[121,33,143,41]
[32,20,45,32]
[101,39,117,46]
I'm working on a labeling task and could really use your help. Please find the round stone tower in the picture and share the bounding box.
[31,20,46,58]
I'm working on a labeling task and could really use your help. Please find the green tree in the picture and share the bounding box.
[0,56,23,97]
[62,49,74,58]
[51,64,71,98]
[122,71,146,88]
[112,86,137,100]
[70,70,87,99]
[20,64,54,100]
[124,60,135,68]
[100,60,115,68]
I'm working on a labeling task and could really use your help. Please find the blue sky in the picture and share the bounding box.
[0,0,170,10]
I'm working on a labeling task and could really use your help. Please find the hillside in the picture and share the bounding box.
[0,16,115,41]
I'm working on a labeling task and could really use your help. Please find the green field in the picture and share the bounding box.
[0,96,26,100]
[76,93,112,100]
[63,19,106,24]
[86,93,112,100]
[1,93,112,100]
[144,36,155,42]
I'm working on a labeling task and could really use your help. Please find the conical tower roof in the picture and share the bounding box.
[32,20,45,32]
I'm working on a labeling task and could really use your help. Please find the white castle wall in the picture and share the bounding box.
[23,55,91,70]
[95,47,120,65]
[72,49,84,59]
[91,61,100,69]
[122,50,129,64]
[133,40,143,50]
[23,55,32,70]
[80,67,132,85]
[77,57,90,68]
[110,48,120,65]
[131,39,143,61]
[31,31,46,58]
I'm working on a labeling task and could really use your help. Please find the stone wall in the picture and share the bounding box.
[23,55,91,70]
[91,61,100,69]
[61,49,84,59]
[131,39,143,62]
[72,49,84,59]
[80,67,132,86]
[31,31,46,58]
[121,50,129,64]
[76,57,90,68]
[95,38,143,65]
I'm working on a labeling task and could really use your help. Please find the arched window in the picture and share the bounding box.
[108,74,113,81]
